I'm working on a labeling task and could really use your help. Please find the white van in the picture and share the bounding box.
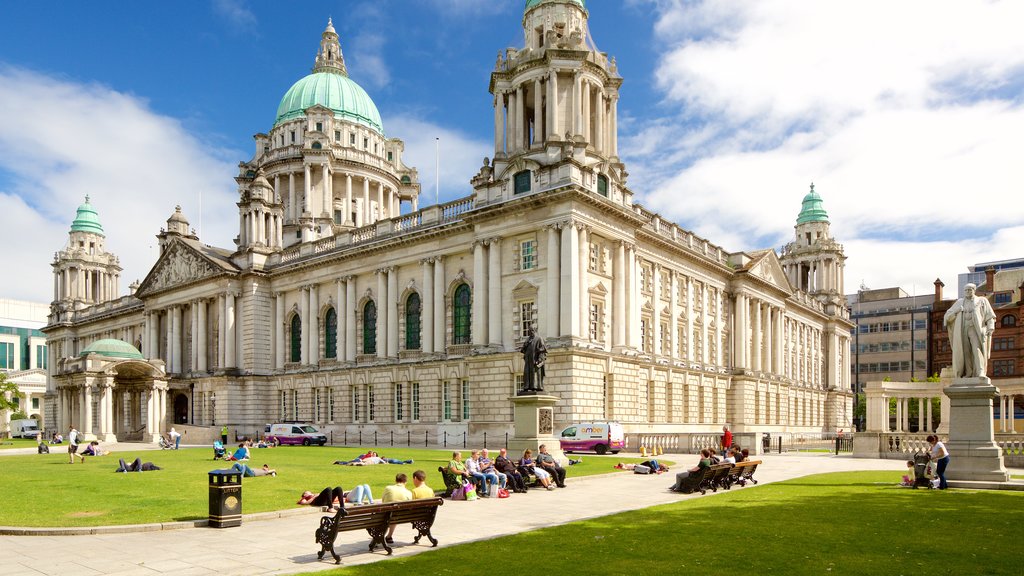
[264,423,327,446]
[559,421,625,455]
[10,419,40,439]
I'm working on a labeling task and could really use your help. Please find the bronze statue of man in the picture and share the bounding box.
[520,327,547,393]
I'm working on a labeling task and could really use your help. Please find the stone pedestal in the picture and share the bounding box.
[944,377,1009,482]
[509,393,566,464]
[852,432,882,459]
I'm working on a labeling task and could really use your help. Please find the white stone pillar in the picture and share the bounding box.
[546,226,561,339]
[764,304,773,373]
[488,238,502,347]
[336,279,345,359]
[473,241,487,346]
[652,264,663,355]
[346,277,357,361]
[610,95,619,157]
[918,397,925,432]
[752,300,762,371]
[387,267,399,357]
[613,241,625,347]
[310,284,320,363]
[275,292,285,369]
[578,226,589,341]
[548,69,558,139]
[377,181,385,222]
[669,272,679,358]
[533,78,543,146]
[217,296,226,368]
[189,303,198,372]
[517,84,527,150]
[362,177,371,226]
[303,164,312,215]
[322,164,331,215]
[423,259,435,353]
[83,385,94,438]
[627,245,638,348]
[377,270,388,359]
[197,299,207,372]
[560,223,579,338]
[582,79,591,142]
[288,172,296,221]
[225,292,236,368]
[97,384,108,438]
[573,72,582,136]
[494,93,504,154]
[433,257,445,352]
[508,89,518,152]
[172,306,182,373]
[926,396,934,433]
[345,173,354,225]
[503,91,511,152]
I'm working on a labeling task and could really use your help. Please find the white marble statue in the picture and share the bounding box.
[943,283,996,378]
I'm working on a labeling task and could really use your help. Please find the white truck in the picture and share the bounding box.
[9,418,40,439]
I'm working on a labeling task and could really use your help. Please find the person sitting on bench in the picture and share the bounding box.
[670,449,712,491]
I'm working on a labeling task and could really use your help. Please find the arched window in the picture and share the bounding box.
[597,174,608,197]
[363,301,377,354]
[311,141,322,150]
[324,307,337,359]
[290,315,301,363]
[453,284,472,344]
[406,293,421,350]
[1002,315,1018,327]
[514,170,531,195]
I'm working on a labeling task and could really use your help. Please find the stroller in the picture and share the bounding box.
[158,435,174,450]
[912,453,936,489]
[213,440,226,460]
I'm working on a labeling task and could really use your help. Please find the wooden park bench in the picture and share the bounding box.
[314,497,444,564]
[676,463,730,495]
[438,465,462,497]
[736,460,761,486]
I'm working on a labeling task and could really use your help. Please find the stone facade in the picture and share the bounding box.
[44,1,853,443]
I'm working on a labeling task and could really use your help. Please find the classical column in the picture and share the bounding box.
[652,264,663,355]
[582,79,591,142]
[171,305,182,373]
[346,277,357,361]
[508,89,518,152]
[433,257,445,352]
[217,296,226,368]
[345,173,354,225]
[494,93,504,154]
[387,267,399,357]
[83,385,94,438]
[610,95,619,157]
[533,78,543,146]
[323,164,332,215]
[488,238,502,347]
[732,293,745,369]
[547,69,558,139]
[612,241,625,347]
[310,284,320,363]
[546,226,561,339]
[189,303,198,372]
[763,304,773,373]
[97,383,108,438]
[752,300,762,371]
[377,181,385,222]
[336,279,345,359]
[578,226,589,341]
[375,270,388,358]
[225,292,236,368]
[197,299,208,372]
[299,286,309,364]
[918,398,925,432]
[573,72,582,136]
[287,172,295,220]
[627,245,638,348]
[926,396,934,433]
[515,84,525,150]
[275,292,285,369]
[669,272,679,358]
[503,91,511,152]
[560,224,580,337]
[472,241,487,346]
[423,259,435,354]
[303,164,312,215]
[362,177,371,226]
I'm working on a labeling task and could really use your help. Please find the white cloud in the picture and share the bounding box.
[624,0,1024,293]
[0,67,239,302]
[386,116,491,206]
[348,33,391,91]
[213,0,257,31]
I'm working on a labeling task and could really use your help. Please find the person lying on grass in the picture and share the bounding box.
[116,457,161,472]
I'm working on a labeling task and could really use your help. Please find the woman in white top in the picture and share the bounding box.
[928,435,950,490]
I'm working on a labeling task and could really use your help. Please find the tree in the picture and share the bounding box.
[0,373,24,413]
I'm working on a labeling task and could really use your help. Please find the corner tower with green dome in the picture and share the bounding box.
[51,195,122,308]
[239,18,421,251]
[780,184,846,303]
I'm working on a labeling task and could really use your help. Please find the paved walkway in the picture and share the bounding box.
[0,452,917,576]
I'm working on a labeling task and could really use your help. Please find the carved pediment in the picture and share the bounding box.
[749,252,793,293]
[512,280,539,299]
[137,240,228,297]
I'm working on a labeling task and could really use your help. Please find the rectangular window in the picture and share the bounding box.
[412,382,420,421]
[0,342,13,369]
[387,151,393,162]
[315,121,323,132]
[521,240,537,270]
[660,321,670,354]
[350,133,356,145]
[363,137,369,149]
[994,293,1012,304]
[280,390,286,420]
[395,383,404,422]
[589,243,599,272]
[520,301,536,337]
[327,388,334,422]
[461,380,470,421]
[443,381,452,421]
[352,387,360,422]
[640,318,652,353]
[641,265,652,294]
[994,359,1015,376]
[589,301,605,343]
[994,337,1014,351]
[314,388,321,422]
[32,397,39,410]
[292,390,299,420]
[36,344,48,369]
[290,131,296,143]
[368,384,375,421]
[334,130,341,142]
[514,170,531,194]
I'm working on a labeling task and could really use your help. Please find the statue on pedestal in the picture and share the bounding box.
[520,327,547,394]
[943,283,996,378]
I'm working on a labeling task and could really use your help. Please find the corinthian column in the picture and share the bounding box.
[423,259,435,353]
[473,241,487,346]
[387,267,399,357]
[275,292,285,369]
[560,222,579,337]
[488,238,502,347]
[376,270,388,359]
[546,226,560,339]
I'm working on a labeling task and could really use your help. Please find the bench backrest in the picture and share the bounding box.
[326,497,444,538]
[739,460,761,478]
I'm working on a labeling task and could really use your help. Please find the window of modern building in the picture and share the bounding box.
[513,170,531,194]
[412,382,420,421]
[36,344,47,369]
[406,293,421,350]
[289,315,301,362]
[363,301,377,354]
[324,307,337,359]
[453,284,471,344]
[597,174,608,197]
[521,240,537,270]
[994,359,1015,376]
[395,383,404,422]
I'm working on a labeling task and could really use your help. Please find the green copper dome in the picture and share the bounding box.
[79,339,144,360]
[70,195,105,236]
[796,184,829,224]
[525,0,585,10]
[275,71,384,134]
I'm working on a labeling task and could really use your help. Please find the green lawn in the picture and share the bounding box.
[0,446,657,527]
[0,438,37,450]
[313,471,1024,576]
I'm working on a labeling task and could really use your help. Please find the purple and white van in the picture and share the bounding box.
[559,422,625,455]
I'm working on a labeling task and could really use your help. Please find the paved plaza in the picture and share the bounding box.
[0,447,929,576]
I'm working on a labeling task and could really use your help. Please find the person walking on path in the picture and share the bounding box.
[928,435,950,489]
[67,425,80,464]
[721,425,732,452]
[221,425,229,445]
[169,428,181,450]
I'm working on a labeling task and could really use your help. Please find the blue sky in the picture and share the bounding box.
[1,0,1022,303]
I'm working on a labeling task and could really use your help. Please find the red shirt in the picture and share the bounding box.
[722,430,733,449]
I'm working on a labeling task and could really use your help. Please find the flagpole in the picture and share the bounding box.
[435,137,440,206]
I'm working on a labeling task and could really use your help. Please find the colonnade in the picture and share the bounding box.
[493,70,618,157]
[142,292,240,375]
[998,394,1019,432]
[53,265,119,304]
[57,380,167,441]
[868,395,937,433]
[271,166,400,228]
[785,257,843,294]
[733,293,786,375]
